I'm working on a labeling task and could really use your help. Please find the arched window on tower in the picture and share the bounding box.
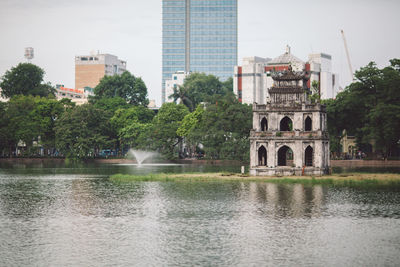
[305,146,313,166]
[258,146,267,166]
[305,116,312,131]
[277,145,293,166]
[280,116,293,131]
[261,117,268,131]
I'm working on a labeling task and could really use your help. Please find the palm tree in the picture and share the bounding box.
[169,85,194,111]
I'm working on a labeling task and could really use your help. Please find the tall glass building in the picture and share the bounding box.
[162,0,238,103]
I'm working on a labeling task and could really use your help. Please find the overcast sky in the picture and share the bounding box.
[1,0,399,106]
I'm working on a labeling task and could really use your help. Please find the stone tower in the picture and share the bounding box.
[249,66,330,176]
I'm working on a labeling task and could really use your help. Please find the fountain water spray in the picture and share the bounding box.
[128,149,158,165]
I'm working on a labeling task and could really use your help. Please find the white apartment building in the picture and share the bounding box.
[233,57,271,104]
[234,46,339,104]
[165,71,190,103]
[308,53,339,99]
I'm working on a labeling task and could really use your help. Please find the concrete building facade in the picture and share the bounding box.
[234,46,339,104]
[165,71,190,103]
[162,0,238,103]
[233,57,271,104]
[75,53,126,90]
[55,85,94,105]
[249,66,330,176]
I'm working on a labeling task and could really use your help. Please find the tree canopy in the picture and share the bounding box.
[183,94,252,161]
[169,72,229,111]
[94,71,149,106]
[324,59,400,157]
[0,63,55,98]
[143,103,190,159]
[54,104,113,159]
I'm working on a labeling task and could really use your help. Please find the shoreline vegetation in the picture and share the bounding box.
[110,172,400,188]
[1,157,400,167]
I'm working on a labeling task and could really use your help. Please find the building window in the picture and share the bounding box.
[258,146,267,166]
[305,146,313,166]
[305,116,312,131]
[174,76,177,80]
[261,117,268,131]
[280,116,293,131]
[278,146,293,166]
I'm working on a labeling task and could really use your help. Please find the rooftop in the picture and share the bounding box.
[268,45,304,65]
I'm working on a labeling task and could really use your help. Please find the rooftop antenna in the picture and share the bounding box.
[24,47,34,62]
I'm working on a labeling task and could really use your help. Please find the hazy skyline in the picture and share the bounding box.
[1,0,399,106]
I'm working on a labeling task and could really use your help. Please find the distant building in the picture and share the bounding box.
[75,53,126,90]
[148,100,157,108]
[162,0,238,103]
[233,57,271,104]
[234,46,339,104]
[308,53,339,99]
[165,71,190,103]
[55,85,94,105]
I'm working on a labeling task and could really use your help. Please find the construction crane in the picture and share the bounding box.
[341,29,354,81]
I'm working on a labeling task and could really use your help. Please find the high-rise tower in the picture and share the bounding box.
[162,0,238,103]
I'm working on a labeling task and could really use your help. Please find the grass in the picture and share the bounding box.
[109,172,400,188]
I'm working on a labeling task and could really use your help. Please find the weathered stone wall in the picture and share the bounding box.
[250,102,329,176]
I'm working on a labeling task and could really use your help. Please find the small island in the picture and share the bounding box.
[110,172,400,187]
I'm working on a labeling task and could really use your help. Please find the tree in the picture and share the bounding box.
[55,104,113,159]
[177,104,204,138]
[6,95,41,154]
[222,77,233,92]
[143,103,189,159]
[324,59,400,157]
[94,71,149,106]
[0,63,55,98]
[0,102,12,156]
[186,94,252,161]
[90,96,130,114]
[110,106,155,149]
[182,73,225,110]
[169,85,194,111]
[0,95,71,157]
[31,97,66,153]
[310,80,320,103]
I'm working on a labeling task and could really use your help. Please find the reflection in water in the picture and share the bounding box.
[0,167,400,266]
[246,183,326,218]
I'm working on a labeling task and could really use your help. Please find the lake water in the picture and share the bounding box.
[0,163,399,266]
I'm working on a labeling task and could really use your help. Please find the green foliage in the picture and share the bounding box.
[170,72,228,111]
[54,104,113,159]
[187,95,252,161]
[0,63,55,98]
[169,85,194,111]
[0,102,12,155]
[325,59,400,157]
[30,97,66,150]
[0,95,66,156]
[110,106,155,148]
[310,80,320,103]
[94,71,149,106]
[222,77,233,92]
[143,103,189,159]
[90,96,130,114]
[177,105,204,137]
